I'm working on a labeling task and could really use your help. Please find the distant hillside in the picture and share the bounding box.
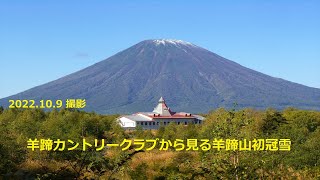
[1,39,319,113]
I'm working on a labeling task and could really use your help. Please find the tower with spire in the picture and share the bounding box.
[152,97,172,116]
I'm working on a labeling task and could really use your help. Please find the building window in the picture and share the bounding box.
[149,122,151,125]
[145,122,148,125]
[157,122,159,125]
[177,122,180,125]
[185,121,187,125]
[153,122,155,125]
[164,122,167,125]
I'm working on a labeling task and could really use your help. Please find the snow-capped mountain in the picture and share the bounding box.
[1,39,319,113]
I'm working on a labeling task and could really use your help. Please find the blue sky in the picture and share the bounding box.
[1,1,319,98]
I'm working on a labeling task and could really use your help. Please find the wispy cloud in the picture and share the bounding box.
[73,52,89,58]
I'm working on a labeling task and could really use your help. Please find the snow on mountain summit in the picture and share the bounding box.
[152,39,196,47]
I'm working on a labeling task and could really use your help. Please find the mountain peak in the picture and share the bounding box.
[150,39,196,47]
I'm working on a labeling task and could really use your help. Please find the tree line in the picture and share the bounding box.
[0,107,319,179]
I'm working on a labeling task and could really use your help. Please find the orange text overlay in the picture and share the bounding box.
[27,138,291,152]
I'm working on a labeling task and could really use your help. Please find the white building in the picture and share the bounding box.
[118,97,205,129]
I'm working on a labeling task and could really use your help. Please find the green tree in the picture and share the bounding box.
[261,109,287,136]
[0,106,4,114]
